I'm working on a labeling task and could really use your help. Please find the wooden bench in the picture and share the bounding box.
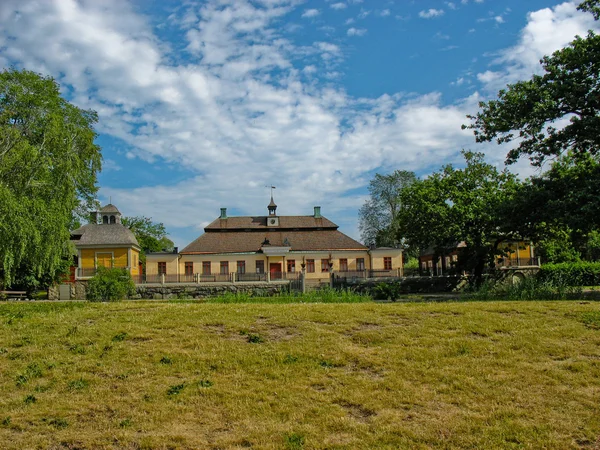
[0,291,27,300]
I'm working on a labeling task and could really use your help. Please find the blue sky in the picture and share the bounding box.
[0,0,597,247]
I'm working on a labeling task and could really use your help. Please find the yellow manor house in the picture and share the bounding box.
[146,198,403,284]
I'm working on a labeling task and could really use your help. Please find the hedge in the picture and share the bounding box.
[537,262,600,287]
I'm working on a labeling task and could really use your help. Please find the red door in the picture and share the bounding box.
[270,263,282,280]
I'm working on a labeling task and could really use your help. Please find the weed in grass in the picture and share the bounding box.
[456,344,470,356]
[240,330,265,343]
[247,333,264,344]
[198,379,213,388]
[319,360,335,369]
[159,356,173,365]
[143,394,152,402]
[284,432,305,449]
[24,394,37,404]
[6,311,25,325]
[119,418,132,428]
[1,417,10,427]
[34,383,51,393]
[0,347,7,354]
[116,374,128,380]
[68,343,86,355]
[66,326,78,337]
[68,379,89,391]
[16,362,43,386]
[43,418,68,429]
[283,354,299,364]
[8,352,23,360]
[13,336,32,348]
[580,311,600,329]
[112,332,128,342]
[167,383,185,396]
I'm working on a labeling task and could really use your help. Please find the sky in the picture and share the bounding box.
[0,0,598,248]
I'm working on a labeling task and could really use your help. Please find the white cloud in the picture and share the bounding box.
[380,9,390,17]
[330,3,346,10]
[0,0,596,245]
[419,9,445,19]
[477,2,599,93]
[301,8,320,18]
[347,27,367,37]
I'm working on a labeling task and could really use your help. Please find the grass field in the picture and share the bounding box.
[1,300,599,449]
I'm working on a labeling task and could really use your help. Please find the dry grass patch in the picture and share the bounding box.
[0,300,599,448]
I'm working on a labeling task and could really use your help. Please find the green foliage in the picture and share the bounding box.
[284,432,305,449]
[397,151,519,284]
[468,275,582,301]
[372,282,401,301]
[538,262,600,287]
[86,267,135,302]
[198,379,213,388]
[358,170,417,247]
[534,225,582,264]
[167,383,185,396]
[579,311,600,329]
[111,332,128,342]
[0,69,101,287]
[464,2,600,166]
[121,216,174,266]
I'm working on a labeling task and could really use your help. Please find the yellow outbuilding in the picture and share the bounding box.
[70,204,141,279]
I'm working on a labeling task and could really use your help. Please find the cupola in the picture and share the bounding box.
[99,204,122,225]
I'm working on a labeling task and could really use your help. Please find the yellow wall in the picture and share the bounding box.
[145,254,179,276]
[176,249,403,280]
[81,248,128,269]
[80,247,139,276]
[131,249,140,276]
[498,241,533,261]
[369,250,403,273]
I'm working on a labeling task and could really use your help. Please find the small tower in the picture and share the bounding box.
[268,195,277,216]
[267,191,279,227]
[99,204,122,225]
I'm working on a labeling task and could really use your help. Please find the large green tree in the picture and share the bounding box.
[397,151,520,284]
[464,0,600,166]
[121,216,174,266]
[358,170,417,248]
[501,153,600,262]
[0,69,101,287]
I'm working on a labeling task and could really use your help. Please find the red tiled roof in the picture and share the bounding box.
[181,229,366,254]
[204,216,338,230]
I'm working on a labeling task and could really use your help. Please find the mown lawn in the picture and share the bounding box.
[0,300,599,449]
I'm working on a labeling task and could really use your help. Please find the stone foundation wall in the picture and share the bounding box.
[134,282,289,300]
[50,281,290,300]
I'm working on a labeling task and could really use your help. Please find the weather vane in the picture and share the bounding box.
[265,185,276,198]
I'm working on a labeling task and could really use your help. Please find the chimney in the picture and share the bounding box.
[314,206,321,218]
[220,208,227,219]
[89,211,98,224]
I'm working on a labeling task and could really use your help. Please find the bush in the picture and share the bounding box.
[86,267,136,302]
[468,275,582,301]
[538,262,600,287]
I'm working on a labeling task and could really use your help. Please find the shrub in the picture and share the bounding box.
[538,262,600,287]
[468,275,582,301]
[372,282,401,301]
[86,267,136,302]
